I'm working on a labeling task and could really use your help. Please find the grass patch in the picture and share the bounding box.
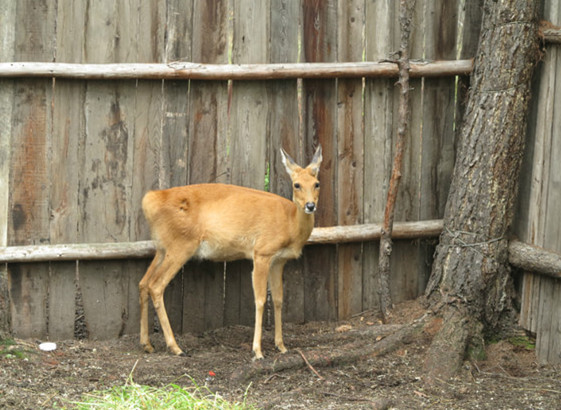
[264,161,270,192]
[69,365,254,410]
[508,335,536,351]
[0,338,30,359]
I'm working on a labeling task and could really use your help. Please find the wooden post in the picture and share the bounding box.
[378,0,415,322]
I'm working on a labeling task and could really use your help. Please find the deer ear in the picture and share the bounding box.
[306,145,322,177]
[280,147,299,176]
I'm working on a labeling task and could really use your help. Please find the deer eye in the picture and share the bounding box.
[314,182,320,189]
[294,183,301,189]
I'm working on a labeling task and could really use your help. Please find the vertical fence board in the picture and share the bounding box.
[182,0,229,334]
[78,1,142,339]
[9,77,52,337]
[416,0,458,294]
[302,0,338,322]
[0,0,16,337]
[336,0,365,319]
[80,260,129,339]
[224,0,270,328]
[516,0,561,364]
[8,264,49,338]
[128,83,165,336]
[46,1,91,340]
[48,262,76,339]
[126,4,168,337]
[269,0,303,324]
[160,83,190,335]
[548,280,561,363]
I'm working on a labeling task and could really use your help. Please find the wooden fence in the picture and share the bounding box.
[516,2,561,365]
[0,0,559,364]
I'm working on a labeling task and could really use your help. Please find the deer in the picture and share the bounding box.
[139,145,322,359]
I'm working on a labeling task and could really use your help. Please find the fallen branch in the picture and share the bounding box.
[296,349,324,380]
[378,0,415,322]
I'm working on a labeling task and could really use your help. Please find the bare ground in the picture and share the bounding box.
[1,300,560,409]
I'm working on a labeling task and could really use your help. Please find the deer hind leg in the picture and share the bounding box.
[139,250,165,353]
[251,255,272,360]
[141,243,197,356]
[269,260,287,354]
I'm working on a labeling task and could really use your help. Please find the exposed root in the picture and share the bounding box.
[230,318,428,384]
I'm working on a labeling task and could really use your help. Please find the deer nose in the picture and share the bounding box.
[305,202,317,214]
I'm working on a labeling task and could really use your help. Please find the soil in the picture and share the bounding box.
[1,299,559,409]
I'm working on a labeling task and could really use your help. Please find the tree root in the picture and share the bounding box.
[423,305,472,385]
[230,319,427,384]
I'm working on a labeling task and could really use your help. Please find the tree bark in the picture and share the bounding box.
[424,0,540,382]
[378,0,415,322]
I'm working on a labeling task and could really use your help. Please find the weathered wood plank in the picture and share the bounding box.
[128,79,164,336]
[224,0,270,327]
[363,0,396,312]
[548,279,561,364]
[302,0,338,322]
[0,0,16,337]
[48,262,76,339]
[535,275,555,364]
[269,0,303,324]
[79,260,130,339]
[78,0,142,339]
[0,60,474,80]
[336,0,365,319]
[127,2,167,334]
[8,264,49,338]
[46,0,91,340]
[516,0,561,364]
[8,0,56,338]
[413,0,459,296]
[183,0,228,334]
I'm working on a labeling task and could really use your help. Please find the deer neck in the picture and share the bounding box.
[293,205,315,246]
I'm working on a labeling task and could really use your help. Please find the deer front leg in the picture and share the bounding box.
[251,256,271,360]
[269,261,287,354]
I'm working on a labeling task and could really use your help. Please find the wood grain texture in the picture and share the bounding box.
[301,0,338,322]
[516,0,561,365]
[7,0,56,338]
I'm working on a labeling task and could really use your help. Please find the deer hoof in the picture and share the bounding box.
[142,343,155,354]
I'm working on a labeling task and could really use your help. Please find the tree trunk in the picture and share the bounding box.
[424,0,540,382]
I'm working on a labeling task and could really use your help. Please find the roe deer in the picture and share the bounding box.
[139,145,322,359]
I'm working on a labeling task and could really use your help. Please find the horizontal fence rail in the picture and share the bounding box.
[0,220,444,263]
[0,60,473,80]
[2,217,559,281]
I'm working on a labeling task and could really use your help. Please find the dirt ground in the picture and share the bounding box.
[1,300,560,409]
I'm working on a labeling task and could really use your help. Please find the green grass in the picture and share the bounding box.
[0,338,29,359]
[508,335,536,351]
[264,161,270,192]
[69,373,254,410]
